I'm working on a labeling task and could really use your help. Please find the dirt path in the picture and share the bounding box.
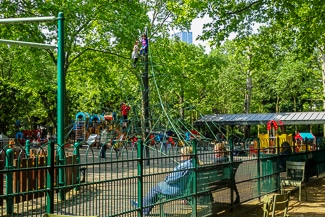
[216,177,325,217]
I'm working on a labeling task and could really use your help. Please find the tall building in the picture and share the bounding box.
[172,32,193,44]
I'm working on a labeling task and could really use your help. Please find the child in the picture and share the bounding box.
[120,102,130,131]
[214,142,229,163]
[131,40,139,67]
[139,34,148,56]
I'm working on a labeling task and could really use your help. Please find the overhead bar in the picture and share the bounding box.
[0,16,56,23]
[0,39,57,49]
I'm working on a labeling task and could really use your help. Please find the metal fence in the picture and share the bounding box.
[0,138,325,217]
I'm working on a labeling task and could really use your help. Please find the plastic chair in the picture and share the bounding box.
[262,193,290,217]
[280,161,307,201]
[43,214,98,217]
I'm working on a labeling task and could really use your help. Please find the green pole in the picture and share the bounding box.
[137,138,143,217]
[73,142,81,186]
[142,27,150,166]
[46,140,55,213]
[257,139,261,197]
[5,147,14,214]
[57,12,66,201]
[192,139,197,217]
[25,139,30,158]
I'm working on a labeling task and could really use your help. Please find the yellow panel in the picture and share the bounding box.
[259,134,269,148]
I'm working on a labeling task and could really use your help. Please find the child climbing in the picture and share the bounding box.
[120,102,130,131]
[139,34,148,56]
[131,40,139,67]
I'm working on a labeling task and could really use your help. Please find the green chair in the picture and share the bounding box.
[262,193,290,217]
[280,161,307,201]
[43,214,98,217]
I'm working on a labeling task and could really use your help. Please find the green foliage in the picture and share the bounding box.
[0,0,324,138]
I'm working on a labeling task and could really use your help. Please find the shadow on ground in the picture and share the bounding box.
[216,177,325,217]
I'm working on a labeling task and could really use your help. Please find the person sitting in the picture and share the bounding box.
[280,141,292,155]
[214,142,229,163]
[131,146,194,215]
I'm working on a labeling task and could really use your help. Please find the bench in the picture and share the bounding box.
[158,161,241,216]
[197,162,241,205]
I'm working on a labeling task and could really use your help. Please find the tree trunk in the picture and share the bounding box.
[179,93,184,120]
[322,54,325,136]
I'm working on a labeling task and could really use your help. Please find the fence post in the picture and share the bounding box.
[229,138,234,162]
[5,146,14,214]
[137,138,143,217]
[25,139,30,158]
[57,144,65,200]
[100,143,107,159]
[257,138,261,197]
[73,142,81,185]
[46,140,54,213]
[192,139,197,217]
[229,138,235,209]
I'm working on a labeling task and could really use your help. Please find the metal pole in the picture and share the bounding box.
[137,139,143,217]
[192,139,197,216]
[142,28,150,165]
[57,12,66,201]
[0,16,56,23]
[0,13,62,213]
[5,147,14,214]
[0,39,57,49]
[73,142,82,191]
[25,139,30,158]
[46,140,55,213]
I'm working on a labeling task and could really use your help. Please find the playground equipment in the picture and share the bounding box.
[258,120,292,154]
[258,133,293,152]
[75,112,90,142]
[15,128,46,146]
[89,114,105,134]
[294,132,316,151]
[74,112,114,145]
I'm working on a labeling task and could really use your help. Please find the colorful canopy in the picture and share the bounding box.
[294,132,315,141]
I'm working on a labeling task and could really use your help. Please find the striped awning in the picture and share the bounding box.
[195,112,325,126]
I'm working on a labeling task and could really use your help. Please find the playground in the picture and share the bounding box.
[1,10,325,217]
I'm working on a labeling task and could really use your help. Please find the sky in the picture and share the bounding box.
[190,18,210,46]
[190,17,212,53]
[169,16,212,53]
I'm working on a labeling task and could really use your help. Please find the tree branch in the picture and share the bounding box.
[225,0,262,15]
[68,47,130,68]
[85,48,130,59]
[45,49,57,66]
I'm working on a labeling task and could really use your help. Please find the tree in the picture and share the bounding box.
[0,0,148,134]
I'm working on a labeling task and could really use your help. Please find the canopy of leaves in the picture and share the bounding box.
[0,0,323,137]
